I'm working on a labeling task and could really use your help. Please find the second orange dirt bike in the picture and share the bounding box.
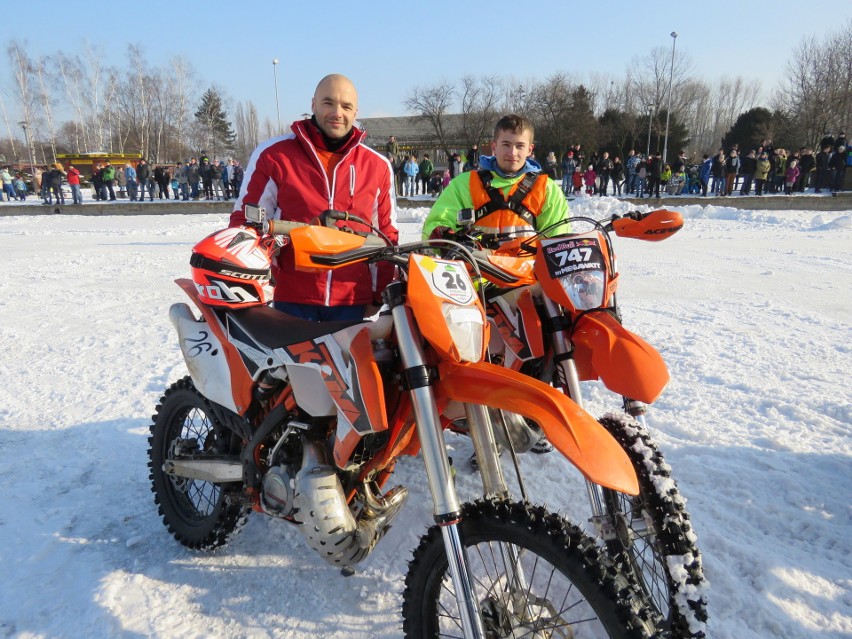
[148,207,662,638]
[447,209,708,638]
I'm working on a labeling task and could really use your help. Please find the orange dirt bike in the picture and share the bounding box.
[447,209,708,638]
[148,207,661,638]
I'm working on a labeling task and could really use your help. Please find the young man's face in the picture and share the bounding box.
[493,128,534,174]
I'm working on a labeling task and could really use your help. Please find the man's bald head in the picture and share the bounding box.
[311,74,359,140]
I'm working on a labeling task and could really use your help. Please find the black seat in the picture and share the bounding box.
[224,305,364,350]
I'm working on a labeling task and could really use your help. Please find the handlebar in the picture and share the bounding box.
[251,211,522,286]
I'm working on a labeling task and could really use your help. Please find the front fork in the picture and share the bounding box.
[387,284,486,639]
[540,297,650,544]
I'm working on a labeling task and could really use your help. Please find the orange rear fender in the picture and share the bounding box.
[435,360,638,495]
[573,312,669,403]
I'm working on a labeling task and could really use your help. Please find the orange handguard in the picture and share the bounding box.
[612,209,683,241]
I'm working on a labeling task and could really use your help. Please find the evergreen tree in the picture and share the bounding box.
[722,107,774,152]
[564,86,599,156]
[194,87,236,157]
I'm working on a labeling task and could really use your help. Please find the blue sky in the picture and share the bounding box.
[2,0,850,129]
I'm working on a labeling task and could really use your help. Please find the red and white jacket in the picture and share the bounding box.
[230,119,398,306]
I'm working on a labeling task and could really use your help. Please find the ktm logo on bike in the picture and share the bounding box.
[286,339,369,432]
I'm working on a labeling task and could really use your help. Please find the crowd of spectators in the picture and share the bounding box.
[2,154,247,206]
[378,132,850,201]
[554,133,850,199]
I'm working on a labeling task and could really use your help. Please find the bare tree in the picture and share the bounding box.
[8,41,37,156]
[458,75,501,149]
[169,55,196,160]
[34,57,60,160]
[499,76,536,114]
[81,41,109,151]
[0,89,17,160]
[404,79,457,156]
[127,43,150,156]
[260,116,278,142]
[528,73,578,155]
[234,100,260,164]
[775,21,852,148]
[57,53,89,152]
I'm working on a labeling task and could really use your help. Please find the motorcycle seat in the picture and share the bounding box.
[225,305,364,349]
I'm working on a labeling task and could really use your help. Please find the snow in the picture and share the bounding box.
[0,196,850,638]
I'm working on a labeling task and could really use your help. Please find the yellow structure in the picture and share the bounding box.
[55,152,143,174]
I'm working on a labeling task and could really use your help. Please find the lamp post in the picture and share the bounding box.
[662,31,678,164]
[18,121,37,189]
[272,58,281,134]
[646,105,654,158]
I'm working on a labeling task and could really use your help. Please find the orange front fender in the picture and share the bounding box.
[435,360,638,495]
[573,312,669,403]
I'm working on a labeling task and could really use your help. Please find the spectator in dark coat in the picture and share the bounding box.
[724,150,740,195]
[646,153,662,198]
[711,149,726,195]
[560,151,576,196]
[814,146,832,193]
[90,164,105,201]
[829,145,847,192]
[611,156,625,196]
[231,161,244,197]
[44,163,65,205]
[187,158,201,199]
[136,159,153,201]
[699,154,713,196]
[449,153,462,178]
[154,165,171,199]
[797,148,815,191]
[466,144,480,169]
[597,151,614,196]
[739,151,757,195]
[199,158,213,199]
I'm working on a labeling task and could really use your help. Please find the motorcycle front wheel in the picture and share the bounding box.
[402,498,658,639]
[148,376,249,550]
[599,413,708,638]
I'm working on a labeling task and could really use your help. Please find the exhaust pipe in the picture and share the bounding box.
[163,459,243,483]
[293,439,408,567]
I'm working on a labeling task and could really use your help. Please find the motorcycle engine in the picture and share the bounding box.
[262,466,296,515]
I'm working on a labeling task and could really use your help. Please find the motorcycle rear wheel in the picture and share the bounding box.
[599,414,708,638]
[402,498,658,638]
[148,376,249,550]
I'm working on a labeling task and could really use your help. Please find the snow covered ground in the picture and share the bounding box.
[0,196,849,638]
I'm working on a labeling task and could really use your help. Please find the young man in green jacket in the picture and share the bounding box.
[423,114,569,242]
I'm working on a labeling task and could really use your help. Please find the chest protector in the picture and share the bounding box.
[469,170,549,237]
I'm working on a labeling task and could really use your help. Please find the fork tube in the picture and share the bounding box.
[464,403,508,498]
[388,295,485,638]
[541,297,607,518]
[391,303,460,517]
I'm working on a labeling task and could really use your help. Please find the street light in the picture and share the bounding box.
[18,121,37,189]
[646,105,654,158]
[272,58,281,134]
[662,31,678,164]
